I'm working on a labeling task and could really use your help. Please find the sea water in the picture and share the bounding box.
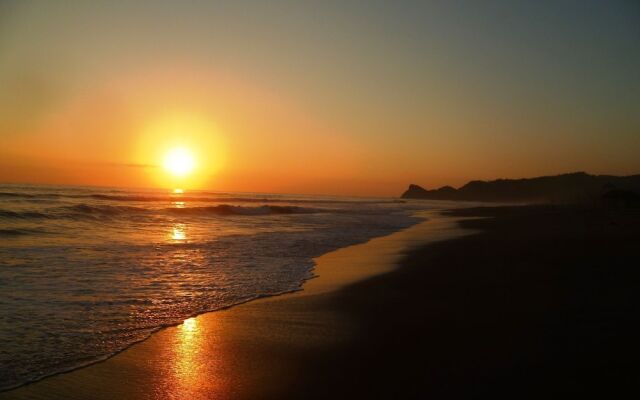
[0,183,430,390]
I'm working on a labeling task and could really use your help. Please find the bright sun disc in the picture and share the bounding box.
[164,148,195,177]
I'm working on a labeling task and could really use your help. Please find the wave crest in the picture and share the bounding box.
[164,204,316,216]
[0,210,51,219]
[56,203,319,218]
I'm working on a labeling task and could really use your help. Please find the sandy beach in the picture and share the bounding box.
[2,205,638,399]
[292,205,640,399]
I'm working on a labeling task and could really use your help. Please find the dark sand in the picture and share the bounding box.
[293,206,640,398]
[2,206,638,399]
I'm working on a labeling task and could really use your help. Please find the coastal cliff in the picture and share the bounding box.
[402,172,640,203]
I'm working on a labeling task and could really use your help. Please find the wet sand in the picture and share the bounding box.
[1,210,470,399]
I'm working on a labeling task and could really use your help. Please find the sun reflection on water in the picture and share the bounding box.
[171,224,187,241]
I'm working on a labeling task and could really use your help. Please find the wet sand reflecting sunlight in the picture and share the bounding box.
[165,317,210,399]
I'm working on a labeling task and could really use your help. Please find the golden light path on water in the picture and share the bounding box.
[165,191,211,397]
[171,224,187,241]
[170,191,187,241]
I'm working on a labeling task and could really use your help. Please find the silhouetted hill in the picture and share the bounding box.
[401,172,640,203]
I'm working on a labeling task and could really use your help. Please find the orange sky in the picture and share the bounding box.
[1,2,638,196]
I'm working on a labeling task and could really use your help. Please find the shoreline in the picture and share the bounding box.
[1,209,471,399]
[3,205,638,398]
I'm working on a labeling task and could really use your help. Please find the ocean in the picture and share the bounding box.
[0,183,430,391]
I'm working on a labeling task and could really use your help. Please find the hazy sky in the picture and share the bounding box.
[1,0,639,195]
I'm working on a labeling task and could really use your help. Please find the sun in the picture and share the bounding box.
[163,147,195,177]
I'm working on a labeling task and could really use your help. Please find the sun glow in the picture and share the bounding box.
[135,112,226,189]
[164,148,195,177]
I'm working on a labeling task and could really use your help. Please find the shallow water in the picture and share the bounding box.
[0,184,433,390]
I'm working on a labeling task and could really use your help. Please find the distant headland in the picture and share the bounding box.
[401,172,640,203]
